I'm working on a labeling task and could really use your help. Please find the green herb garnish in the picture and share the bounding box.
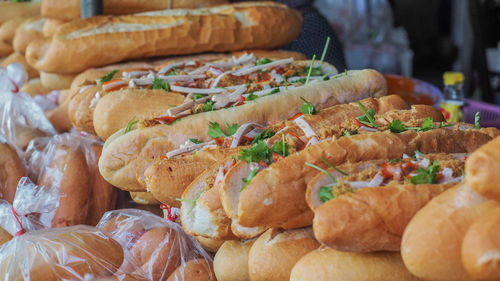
[305,162,337,184]
[202,100,214,112]
[245,92,258,101]
[256,58,272,65]
[388,120,406,133]
[300,97,316,115]
[251,129,275,144]
[305,54,316,85]
[100,69,118,83]
[475,112,481,129]
[356,101,378,128]
[152,78,170,91]
[271,135,290,157]
[193,93,207,100]
[124,116,138,134]
[318,186,334,203]
[176,190,204,213]
[241,168,259,191]
[238,141,272,163]
[319,37,331,66]
[410,160,441,185]
[207,122,239,139]
[420,117,434,131]
[320,156,347,176]
[189,138,203,144]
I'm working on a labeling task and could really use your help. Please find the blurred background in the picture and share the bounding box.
[315,0,500,105]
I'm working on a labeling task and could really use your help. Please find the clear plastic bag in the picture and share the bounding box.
[97,209,216,281]
[24,132,117,228]
[0,225,126,281]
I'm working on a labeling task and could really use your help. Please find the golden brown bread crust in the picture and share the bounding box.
[214,239,255,281]
[167,259,216,281]
[99,69,387,191]
[0,226,124,281]
[41,0,229,21]
[0,2,40,26]
[20,78,52,96]
[39,145,91,228]
[27,2,303,74]
[13,16,46,55]
[68,85,101,135]
[0,142,25,203]
[248,228,320,281]
[0,41,12,58]
[466,136,500,200]
[461,203,500,280]
[401,184,493,281]
[0,17,29,56]
[86,145,118,226]
[290,246,422,281]
[313,182,455,252]
[46,100,73,133]
[93,90,186,140]
[0,52,39,79]
[147,147,242,206]
[130,191,160,205]
[0,227,12,246]
[238,127,497,228]
[40,71,77,90]
[195,235,225,253]
[42,18,68,37]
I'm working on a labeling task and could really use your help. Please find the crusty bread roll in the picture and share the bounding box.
[128,227,183,281]
[40,71,77,90]
[13,16,46,55]
[461,203,500,280]
[46,100,73,133]
[0,225,124,281]
[167,258,216,281]
[0,17,29,56]
[130,191,160,205]
[0,142,25,203]
[194,236,225,253]
[58,89,70,104]
[42,18,68,37]
[290,247,422,281]
[27,2,303,74]
[20,78,52,96]
[0,52,39,78]
[401,184,493,281]
[100,215,147,250]
[41,0,228,21]
[38,145,91,228]
[465,135,500,200]
[214,239,255,281]
[248,228,320,281]
[99,69,387,192]
[86,144,118,226]
[0,2,40,26]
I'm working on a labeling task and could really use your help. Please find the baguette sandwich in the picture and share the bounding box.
[69,50,305,137]
[0,141,26,203]
[98,68,387,192]
[214,239,256,281]
[222,124,498,231]
[27,2,303,74]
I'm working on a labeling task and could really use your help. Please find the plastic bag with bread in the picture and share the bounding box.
[25,132,117,227]
[0,138,25,203]
[401,135,500,281]
[97,209,216,281]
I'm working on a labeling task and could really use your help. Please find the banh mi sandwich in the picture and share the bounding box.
[41,0,229,21]
[221,124,500,230]
[26,2,304,74]
[309,152,466,252]
[145,95,410,207]
[99,68,388,192]
[178,104,444,239]
[68,50,307,137]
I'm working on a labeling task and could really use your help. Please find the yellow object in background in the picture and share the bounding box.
[441,71,465,122]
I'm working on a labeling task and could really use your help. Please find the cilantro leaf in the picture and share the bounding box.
[193,93,207,100]
[271,135,290,157]
[343,129,358,137]
[319,186,334,203]
[202,100,214,112]
[420,117,434,131]
[207,122,227,139]
[256,58,272,65]
[308,67,323,76]
[300,97,316,115]
[152,78,170,91]
[100,69,118,83]
[251,129,275,144]
[238,141,272,163]
[189,138,203,144]
[124,116,138,134]
[226,123,240,136]
[388,120,407,133]
[410,161,441,184]
[439,122,454,128]
[293,78,307,84]
[241,168,259,191]
[356,101,378,127]
[475,112,481,129]
[245,92,258,101]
